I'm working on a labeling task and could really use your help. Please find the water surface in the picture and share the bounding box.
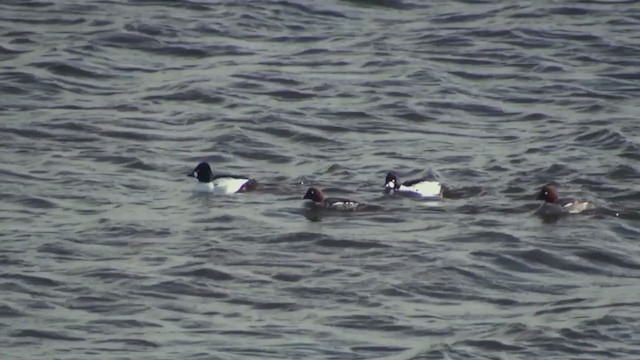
[2,0,640,359]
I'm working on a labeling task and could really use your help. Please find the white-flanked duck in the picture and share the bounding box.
[383,171,446,199]
[188,162,257,194]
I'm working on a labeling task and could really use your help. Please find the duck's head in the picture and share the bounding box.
[537,184,559,203]
[384,171,399,190]
[188,162,213,182]
[303,187,325,202]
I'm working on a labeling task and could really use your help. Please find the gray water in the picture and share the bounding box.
[2,0,640,359]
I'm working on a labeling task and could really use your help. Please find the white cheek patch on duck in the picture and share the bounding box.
[384,181,395,189]
[399,181,442,197]
[211,178,249,194]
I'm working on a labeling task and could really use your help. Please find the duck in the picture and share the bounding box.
[187,162,257,194]
[535,184,595,215]
[303,187,375,211]
[383,171,445,199]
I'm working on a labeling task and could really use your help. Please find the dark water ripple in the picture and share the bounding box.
[2,0,640,358]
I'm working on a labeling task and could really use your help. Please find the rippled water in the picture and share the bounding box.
[2,0,640,358]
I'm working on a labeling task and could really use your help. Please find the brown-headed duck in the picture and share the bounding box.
[303,187,379,211]
[536,184,594,215]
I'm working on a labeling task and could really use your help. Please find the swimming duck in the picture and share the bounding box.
[535,184,594,215]
[384,171,445,199]
[188,162,257,194]
[303,187,374,211]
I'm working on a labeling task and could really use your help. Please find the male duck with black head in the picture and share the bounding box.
[535,183,595,218]
[383,171,449,199]
[188,162,257,194]
[303,187,380,211]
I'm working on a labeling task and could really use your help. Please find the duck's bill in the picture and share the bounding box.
[187,172,195,177]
